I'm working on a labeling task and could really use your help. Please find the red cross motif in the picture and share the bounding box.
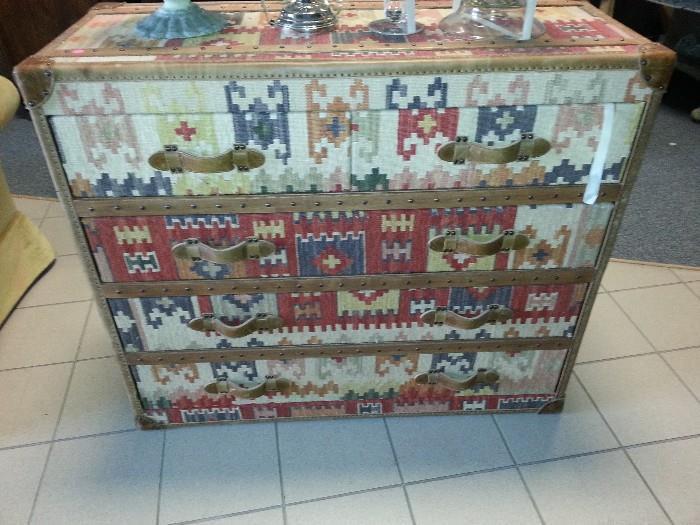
[175,121,196,142]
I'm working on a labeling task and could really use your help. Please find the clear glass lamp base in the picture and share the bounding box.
[368,19,424,36]
[135,1,227,39]
[439,8,545,40]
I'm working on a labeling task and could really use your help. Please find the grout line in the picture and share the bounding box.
[285,483,405,508]
[381,417,417,525]
[274,422,288,525]
[168,505,285,525]
[491,415,546,525]
[573,371,677,525]
[25,301,92,524]
[658,352,700,406]
[0,354,112,374]
[604,281,684,293]
[575,345,700,367]
[14,298,94,311]
[682,280,700,300]
[605,292,661,352]
[623,447,677,525]
[0,428,139,454]
[155,430,167,525]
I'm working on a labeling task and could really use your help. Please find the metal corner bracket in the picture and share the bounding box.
[639,42,677,90]
[12,57,56,109]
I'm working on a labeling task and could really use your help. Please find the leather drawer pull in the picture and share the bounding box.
[171,237,276,264]
[414,368,500,390]
[205,374,292,399]
[188,313,283,338]
[437,134,551,165]
[421,305,513,329]
[429,229,529,256]
[149,144,265,173]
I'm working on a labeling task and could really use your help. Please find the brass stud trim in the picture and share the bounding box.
[73,185,620,217]
[124,337,571,364]
[100,268,595,298]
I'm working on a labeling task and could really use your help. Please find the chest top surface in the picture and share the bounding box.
[29,1,660,68]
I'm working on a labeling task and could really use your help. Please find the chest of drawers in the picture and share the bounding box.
[15,0,674,428]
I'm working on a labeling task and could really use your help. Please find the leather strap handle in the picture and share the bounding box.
[188,313,283,338]
[172,237,276,264]
[437,134,551,165]
[429,229,529,256]
[205,375,292,399]
[421,305,513,329]
[149,144,265,173]
[414,368,499,391]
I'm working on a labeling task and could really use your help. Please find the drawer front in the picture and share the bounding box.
[108,283,586,352]
[84,203,612,282]
[351,103,642,191]
[49,101,642,198]
[50,110,351,197]
[132,348,567,423]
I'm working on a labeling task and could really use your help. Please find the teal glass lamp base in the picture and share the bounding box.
[136,1,227,39]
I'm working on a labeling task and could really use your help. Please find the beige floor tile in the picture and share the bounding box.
[19,255,93,308]
[286,488,412,525]
[602,261,679,291]
[39,216,79,256]
[408,469,541,525]
[672,267,700,282]
[12,196,49,221]
[521,451,670,525]
[32,431,162,525]
[0,363,72,448]
[44,200,65,219]
[495,376,618,463]
[55,358,135,439]
[612,284,700,351]
[160,424,280,524]
[76,302,115,360]
[576,354,700,445]
[663,347,700,398]
[577,294,654,363]
[0,301,90,369]
[0,444,50,525]
[628,437,700,525]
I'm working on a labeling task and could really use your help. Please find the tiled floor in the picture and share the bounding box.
[2,195,700,525]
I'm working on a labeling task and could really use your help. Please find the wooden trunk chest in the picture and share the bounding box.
[15,0,675,428]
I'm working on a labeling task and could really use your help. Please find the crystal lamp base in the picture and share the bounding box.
[135,2,228,39]
[439,6,545,40]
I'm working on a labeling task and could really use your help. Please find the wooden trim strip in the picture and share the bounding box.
[101,268,595,298]
[554,92,665,397]
[74,185,621,217]
[124,337,572,364]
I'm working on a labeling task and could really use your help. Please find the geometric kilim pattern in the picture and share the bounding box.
[83,203,612,282]
[49,100,642,197]
[351,103,642,191]
[131,348,566,423]
[107,283,587,351]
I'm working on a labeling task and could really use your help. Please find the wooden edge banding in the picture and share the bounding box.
[553,90,665,398]
[49,37,642,59]
[101,268,595,298]
[74,185,621,217]
[537,398,565,413]
[124,337,572,364]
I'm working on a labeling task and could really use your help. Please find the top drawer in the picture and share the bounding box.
[51,101,643,198]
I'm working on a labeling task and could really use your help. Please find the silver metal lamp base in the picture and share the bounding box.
[135,2,228,39]
[271,0,337,33]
